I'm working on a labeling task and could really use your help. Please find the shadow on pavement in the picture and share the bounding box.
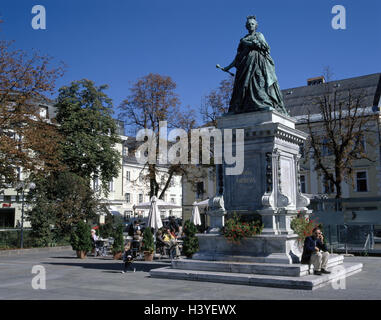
[47,261,170,273]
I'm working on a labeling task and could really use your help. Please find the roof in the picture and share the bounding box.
[281,73,381,117]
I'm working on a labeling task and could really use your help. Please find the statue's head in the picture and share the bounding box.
[245,15,258,32]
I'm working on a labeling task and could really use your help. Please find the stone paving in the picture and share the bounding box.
[0,249,380,300]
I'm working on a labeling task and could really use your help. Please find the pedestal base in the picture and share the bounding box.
[192,233,302,264]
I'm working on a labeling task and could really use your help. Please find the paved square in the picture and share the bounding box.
[0,249,380,299]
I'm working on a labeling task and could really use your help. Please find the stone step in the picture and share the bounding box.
[150,262,363,290]
[172,254,344,277]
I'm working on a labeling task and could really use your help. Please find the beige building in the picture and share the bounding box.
[283,73,381,211]
[0,100,56,228]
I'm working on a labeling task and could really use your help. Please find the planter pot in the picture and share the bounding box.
[144,251,154,261]
[113,252,123,260]
[76,250,87,259]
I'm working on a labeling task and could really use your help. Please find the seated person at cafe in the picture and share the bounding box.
[163,228,180,259]
[301,227,331,275]
[156,230,168,254]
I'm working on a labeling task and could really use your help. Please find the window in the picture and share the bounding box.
[196,182,204,199]
[39,106,49,119]
[109,179,114,192]
[299,144,305,158]
[356,172,368,192]
[123,146,128,157]
[126,171,131,181]
[93,177,99,191]
[125,193,131,203]
[139,194,143,203]
[300,175,306,193]
[321,138,333,156]
[124,210,133,221]
[323,176,335,194]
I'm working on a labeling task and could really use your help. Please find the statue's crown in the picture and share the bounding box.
[246,15,256,20]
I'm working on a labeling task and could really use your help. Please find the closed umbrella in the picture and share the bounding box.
[191,202,202,226]
[147,196,163,257]
[147,196,163,231]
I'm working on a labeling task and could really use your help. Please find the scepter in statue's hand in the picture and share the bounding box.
[216,64,235,77]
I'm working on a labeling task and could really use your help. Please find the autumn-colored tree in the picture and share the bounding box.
[119,73,204,199]
[200,77,233,126]
[0,39,65,189]
[304,71,377,199]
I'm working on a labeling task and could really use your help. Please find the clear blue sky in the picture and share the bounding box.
[1,0,380,123]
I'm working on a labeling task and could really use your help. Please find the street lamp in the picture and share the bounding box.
[16,181,36,248]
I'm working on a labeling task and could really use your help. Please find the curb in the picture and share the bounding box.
[0,246,72,257]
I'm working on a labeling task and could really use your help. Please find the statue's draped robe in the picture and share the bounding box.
[229,32,287,114]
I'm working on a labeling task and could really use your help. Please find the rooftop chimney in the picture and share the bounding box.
[307,76,325,86]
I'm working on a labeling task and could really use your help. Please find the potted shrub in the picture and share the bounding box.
[182,220,199,258]
[112,224,124,260]
[142,227,154,261]
[70,220,92,259]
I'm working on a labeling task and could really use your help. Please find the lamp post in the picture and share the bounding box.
[16,181,36,248]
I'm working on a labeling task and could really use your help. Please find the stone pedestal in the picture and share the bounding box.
[192,233,302,264]
[202,110,311,263]
[151,111,363,289]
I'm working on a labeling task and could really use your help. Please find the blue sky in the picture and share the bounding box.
[1,0,380,123]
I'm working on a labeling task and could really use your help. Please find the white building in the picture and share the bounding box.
[97,124,183,223]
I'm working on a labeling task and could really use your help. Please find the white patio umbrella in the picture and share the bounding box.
[194,198,209,208]
[133,198,182,210]
[147,196,163,231]
[190,202,202,226]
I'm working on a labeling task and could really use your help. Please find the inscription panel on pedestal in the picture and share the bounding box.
[224,153,264,211]
[279,155,296,207]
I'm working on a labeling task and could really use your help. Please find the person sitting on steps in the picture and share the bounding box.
[301,227,331,275]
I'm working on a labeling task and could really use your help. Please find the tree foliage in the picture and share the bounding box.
[70,220,92,252]
[182,220,199,257]
[142,227,154,253]
[55,79,121,194]
[27,171,103,236]
[119,73,202,199]
[112,224,124,254]
[0,39,65,189]
[200,77,233,126]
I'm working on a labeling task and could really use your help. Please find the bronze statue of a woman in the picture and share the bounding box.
[220,16,288,114]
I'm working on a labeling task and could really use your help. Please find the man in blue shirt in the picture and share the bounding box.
[301,227,331,275]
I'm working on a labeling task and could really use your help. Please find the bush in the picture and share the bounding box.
[291,214,320,243]
[112,224,124,254]
[223,212,263,243]
[99,213,114,238]
[142,227,154,253]
[70,220,92,252]
[182,220,199,257]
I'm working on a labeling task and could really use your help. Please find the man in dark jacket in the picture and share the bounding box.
[301,227,331,275]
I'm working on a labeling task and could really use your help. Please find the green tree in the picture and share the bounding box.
[55,79,121,194]
[142,227,154,253]
[27,171,103,236]
[70,220,92,253]
[27,195,54,247]
[112,224,124,255]
[182,220,199,257]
